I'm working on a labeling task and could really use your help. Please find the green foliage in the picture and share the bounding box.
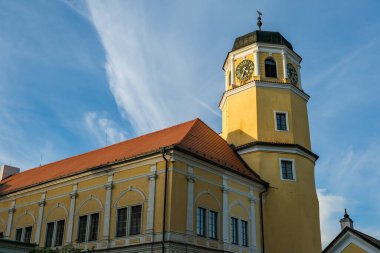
[31,245,94,253]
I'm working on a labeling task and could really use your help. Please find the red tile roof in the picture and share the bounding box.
[0,119,264,195]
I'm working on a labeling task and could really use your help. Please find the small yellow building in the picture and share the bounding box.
[323,211,380,253]
[0,26,322,252]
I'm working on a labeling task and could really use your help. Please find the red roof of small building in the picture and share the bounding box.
[0,119,264,195]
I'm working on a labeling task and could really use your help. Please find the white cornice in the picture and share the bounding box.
[223,42,301,70]
[237,144,317,163]
[219,80,310,109]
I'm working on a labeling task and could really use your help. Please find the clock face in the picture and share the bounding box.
[236,60,254,81]
[287,63,298,85]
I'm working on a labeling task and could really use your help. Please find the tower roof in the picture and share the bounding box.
[232,30,293,51]
[0,119,266,195]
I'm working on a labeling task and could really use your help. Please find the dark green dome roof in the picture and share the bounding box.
[232,30,293,51]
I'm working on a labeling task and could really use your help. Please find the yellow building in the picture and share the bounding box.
[0,27,321,252]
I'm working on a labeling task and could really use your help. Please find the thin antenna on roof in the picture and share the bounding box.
[105,128,109,146]
[40,154,44,166]
[257,10,263,31]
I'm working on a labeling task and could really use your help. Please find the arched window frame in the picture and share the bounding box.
[265,57,278,78]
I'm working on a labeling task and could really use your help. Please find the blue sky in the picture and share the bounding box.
[1,0,380,247]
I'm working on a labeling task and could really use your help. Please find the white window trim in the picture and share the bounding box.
[230,216,239,245]
[196,206,219,240]
[15,227,24,242]
[45,220,65,247]
[208,209,219,240]
[15,226,33,243]
[196,206,207,237]
[241,220,249,247]
[76,212,100,243]
[115,203,144,238]
[128,204,144,237]
[274,111,289,132]
[279,158,296,181]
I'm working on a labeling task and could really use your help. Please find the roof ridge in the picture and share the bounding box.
[176,118,202,144]
[351,227,380,244]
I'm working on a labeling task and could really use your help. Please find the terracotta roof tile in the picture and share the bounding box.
[0,118,263,195]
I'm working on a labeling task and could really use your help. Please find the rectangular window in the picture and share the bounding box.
[208,211,217,239]
[241,220,248,246]
[231,217,239,244]
[281,160,295,180]
[88,213,99,241]
[116,208,128,237]
[55,220,65,246]
[276,112,288,131]
[24,226,32,244]
[196,207,206,237]
[15,228,22,242]
[129,205,142,235]
[45,222,55,247]
[77,215,88,243]
[0,232,4,238]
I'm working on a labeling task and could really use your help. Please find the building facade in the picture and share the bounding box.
[0,28,321,253]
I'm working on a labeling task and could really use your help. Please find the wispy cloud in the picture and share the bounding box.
[316,142,380,246]
[84,112,126,146]
[317,189,345,248]
[85,1,223,135]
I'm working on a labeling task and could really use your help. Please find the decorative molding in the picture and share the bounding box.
[237,143,317,163]
[112,186,147,208]
[38,200,46,207]
[0,154,163,200]
[229,199,250,218]
[219,80,310,109]
[44,203,69,222]
[75,194,104,215]
[186,175,195,183]
[147,173,157,181]
[70,190,78,199]
[194,189,222,211]
[104,182,113,190]
[8,206,15,214]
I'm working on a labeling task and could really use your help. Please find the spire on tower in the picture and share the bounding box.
[340,208,354,230]
[257,10,263,31]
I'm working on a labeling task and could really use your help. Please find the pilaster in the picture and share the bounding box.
[186,166,195,237]
[103,175,113,240]
[230,56,235,85]
[282,51,288,80]
[66,184,78,244]
[254,51,260,78]
[35,193,46,244]
[6,200,15,239]
[146,165,157,234]
[222,176,229,243]
[249,188,257,252]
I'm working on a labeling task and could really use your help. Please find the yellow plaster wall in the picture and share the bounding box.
[169,170,187,233]
[222,88,258,146]
[241,151,321,253]
[222,85,311,149]
[256,87,311,148]
[342,242,368,253]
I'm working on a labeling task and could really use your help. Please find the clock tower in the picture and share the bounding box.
[220,29,322,252]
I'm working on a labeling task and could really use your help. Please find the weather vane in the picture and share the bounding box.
[257,10,263,31]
